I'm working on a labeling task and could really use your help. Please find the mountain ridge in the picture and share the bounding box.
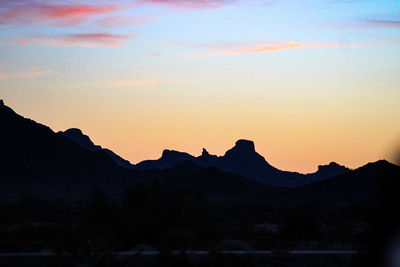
[0,100,139,199]
[0,99,398,205]
[135,139,351,187]
[59,128,352,187]
[58,128,134,169]
[60,123,351,187]
[290,159,399,203]
[0,98,390,193]
[50,114,352,187]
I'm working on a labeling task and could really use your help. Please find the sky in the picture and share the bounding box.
[0,0,399,173]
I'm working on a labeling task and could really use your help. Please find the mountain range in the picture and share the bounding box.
[0,99,398,202]
[135,139,350,187]
[59,123,350,187]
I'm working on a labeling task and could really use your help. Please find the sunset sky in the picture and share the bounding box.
[0,0,399,173]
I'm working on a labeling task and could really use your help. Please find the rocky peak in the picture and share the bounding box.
[63,128,84,136]
[58,128,100,151]
[234,139,255,152]
[317,162,347,172]
[223,139,267,163]
[315,162,350,177]
[201,148,210,157]
[161,149,193,160]
[0,100,16,114]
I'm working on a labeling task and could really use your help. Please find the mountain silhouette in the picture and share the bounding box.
[58,128,134,169]
[137,160,287,203]
[2,99,400,261]
[136,139,350,187]
[1,99,395,203]
[56,119,349,187]
[135,149,195,170]
[291,160,399,203]
[305,162,350,183]
[0,100,138,199]
[196,139,294,186]
[0,100,284,201]
[58,128,102,151]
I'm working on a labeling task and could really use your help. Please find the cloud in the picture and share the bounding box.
[0,2,118,26]
[359,19,400,29]
[138,0,237,10]
[189,41,340,57]
[0,1,152,47]
[328,18,400,30]
[0,70,49,81]
[220,42,303,54]
[223,42,338,55]
[18,33,135,48]
[96,14,158,27]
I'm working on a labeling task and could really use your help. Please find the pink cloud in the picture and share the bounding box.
[139,0,237,10]
[0,70,50,81]
[96,14,158,27]
[188,41,340,57]
[18,33,135,48]
[220,42,302,55]
[0,3,118,26]
[219,42,338,55]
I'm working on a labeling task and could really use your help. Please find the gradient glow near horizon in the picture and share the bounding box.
[1,0,399,172]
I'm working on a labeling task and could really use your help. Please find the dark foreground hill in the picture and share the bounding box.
[140,159,399,205]
[136,161,288,203]
[290,159,399,203]
[0,100,139,199]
